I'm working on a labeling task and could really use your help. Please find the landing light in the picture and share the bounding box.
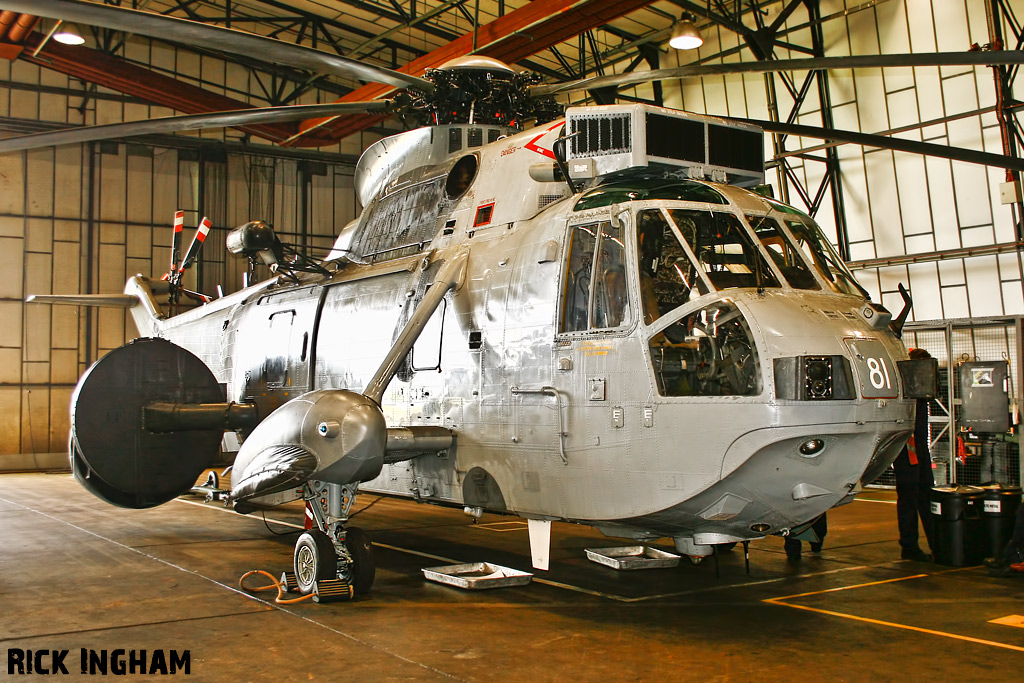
[750,523,771,533]
[799,439,825,457]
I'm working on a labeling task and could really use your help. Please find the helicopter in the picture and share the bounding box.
[10,0,989,597]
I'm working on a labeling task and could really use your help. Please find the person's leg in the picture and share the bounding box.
[809,514,827,553]
[916,460,936,552]
[1002,503,1024,562]
[784,535,801,561]
[894,456,922,554]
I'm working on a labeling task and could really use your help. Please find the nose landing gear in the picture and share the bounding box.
[292,481,376,600]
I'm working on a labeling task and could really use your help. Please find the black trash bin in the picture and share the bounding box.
[980,484,1023,558]
[931,485,985,566]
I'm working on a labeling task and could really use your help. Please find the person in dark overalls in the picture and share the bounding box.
[894,348,936,561]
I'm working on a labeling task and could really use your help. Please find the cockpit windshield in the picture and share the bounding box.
[778,217,865,296]
[761,199,865,296]
[636,209,708,325]
[667,209,781,292]
[636,207,786,324]
[745,214,820,290]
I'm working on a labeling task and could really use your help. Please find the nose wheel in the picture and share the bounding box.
[294,529,338,594]
[292,526,376,596]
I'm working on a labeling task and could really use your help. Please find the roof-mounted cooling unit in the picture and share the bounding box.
[564,104,764,187]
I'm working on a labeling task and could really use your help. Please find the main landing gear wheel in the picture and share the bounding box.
[339,526,376,596]
[294,529,338,595]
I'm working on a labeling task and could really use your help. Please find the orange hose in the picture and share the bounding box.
[238,569,315,604]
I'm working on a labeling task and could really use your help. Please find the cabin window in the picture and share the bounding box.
[559,221,631,333]
[636,209,709,325]
[411,298,447,372]
[745,214,820,290]
[649,301,761,397]
[667,209,780,291]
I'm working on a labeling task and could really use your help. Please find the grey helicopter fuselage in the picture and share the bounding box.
[123,105,914,554]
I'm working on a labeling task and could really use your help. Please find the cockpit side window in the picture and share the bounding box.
[746,214,820,290]
[561,224,597,333]
[593,221,629,329]
[559,221,632,333]
[668,209,780,291]
[649,301,761,397]
[636,209,707,325]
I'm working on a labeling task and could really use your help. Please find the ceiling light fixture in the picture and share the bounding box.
[53,22,85,46]
[669,13,703,51]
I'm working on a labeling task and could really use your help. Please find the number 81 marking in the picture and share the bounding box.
[866,356,892,390]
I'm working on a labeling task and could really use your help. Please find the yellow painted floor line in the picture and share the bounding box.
[989,615,1024,628]
[766,573,1024,652]
[853,497,896,505]
[767,573,929,601]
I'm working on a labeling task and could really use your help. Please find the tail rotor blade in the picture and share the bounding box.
[175,217,212,283]
[169,210,184,277]
[182,216,212,269]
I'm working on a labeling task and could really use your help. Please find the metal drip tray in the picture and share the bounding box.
[422,562,533,589]
[585,545,681,570]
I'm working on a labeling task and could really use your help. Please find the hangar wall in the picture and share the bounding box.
[0,43,368,460]
[657,0,1024,322]
[2,0,1022,460]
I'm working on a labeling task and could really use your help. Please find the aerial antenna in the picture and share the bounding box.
[890,283,913,339]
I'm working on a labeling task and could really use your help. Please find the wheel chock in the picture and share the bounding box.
[278,571,299,593]
[312,578,354,603]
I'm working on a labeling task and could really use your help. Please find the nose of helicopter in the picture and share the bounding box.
[230,389,388,508]
[715,422,911,534]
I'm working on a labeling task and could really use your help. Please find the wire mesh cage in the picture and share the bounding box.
[871,317,1021,488]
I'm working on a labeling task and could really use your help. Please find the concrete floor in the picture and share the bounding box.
[2,471,1023,681]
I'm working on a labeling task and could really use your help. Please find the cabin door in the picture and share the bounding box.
[547,216,635,461]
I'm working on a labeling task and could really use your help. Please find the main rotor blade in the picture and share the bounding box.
[0,101,392,153]
[533,51,1024,97]
[12,0,434,93]
[744,117,1024,172]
